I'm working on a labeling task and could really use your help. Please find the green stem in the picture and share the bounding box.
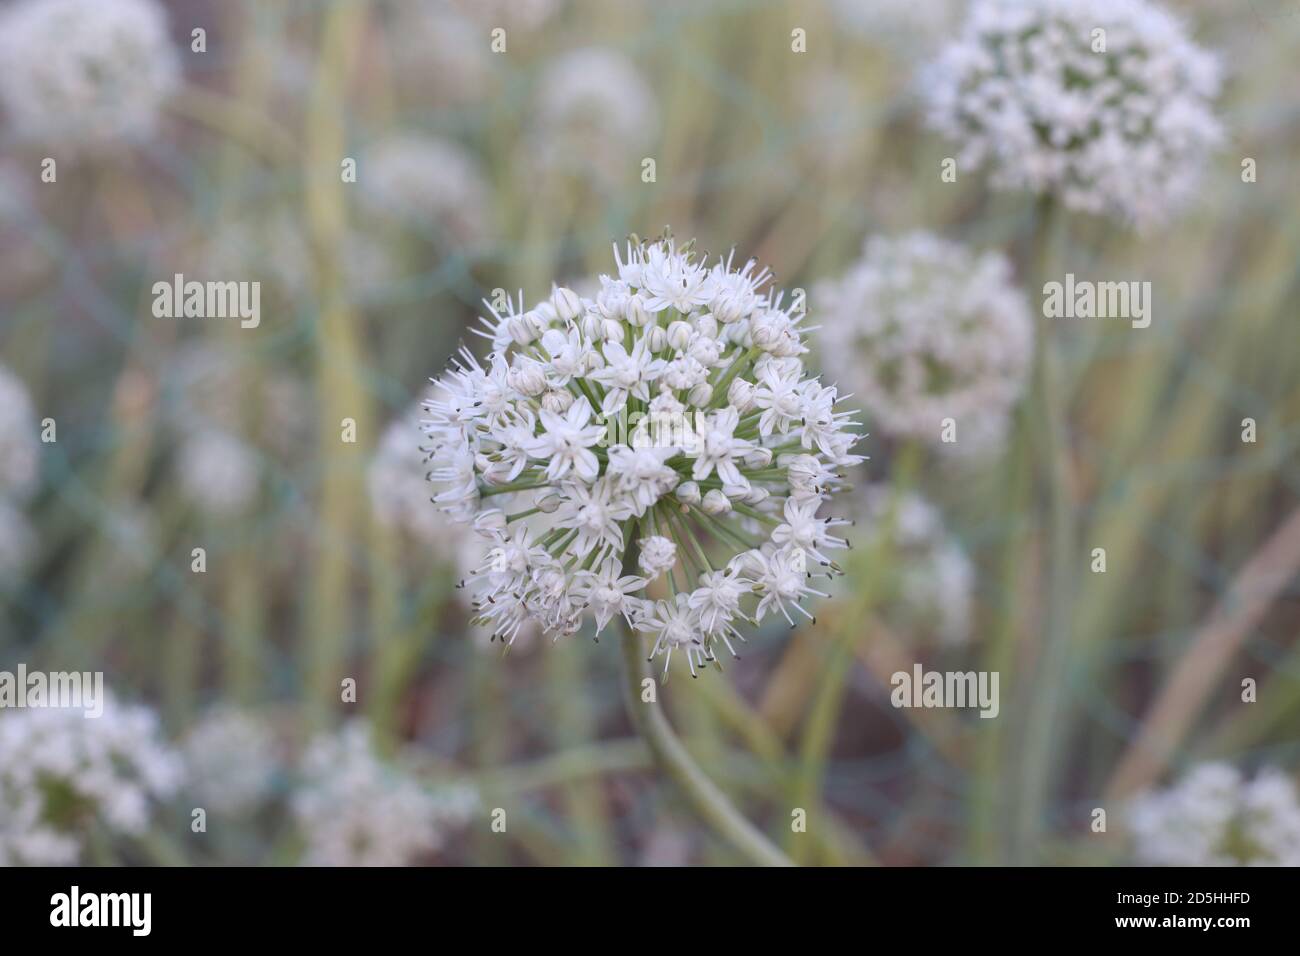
[617,538,793,866]
[1016,198,1077,861]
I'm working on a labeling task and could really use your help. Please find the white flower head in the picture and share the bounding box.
[0,0,180,154]
[422,233,862,674]
[176,429,260,518]
[1128,763,1300,867]
[532,47,659,184]
[358,134,491,246]
[921,0,1223,229]
[0,691,183,865]
[183,708,278,816]
[852,485,974,646]
[292,721,476,867]
[816,232,1033,455]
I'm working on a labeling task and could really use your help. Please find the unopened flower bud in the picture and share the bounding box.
[541,389,574,414]
[688,383,713,407]
[702,489,732,516]
[667,321,693,351]
[648,326,668,352]
[728,377,756,412]
[507,312,542,346]
[508,362,547,397]
[535,490,561,513]
[675,481,701,506]
[695,313,718,339]
[626,296,651,328]
[602,318,625,344]
[551,286,583,322]
[743,446,773,469]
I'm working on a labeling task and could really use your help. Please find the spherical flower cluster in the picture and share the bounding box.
[0,0,180,154]
[852,486,973,646]
[921,0,1223,229]
[387,2,492,106]
[291,722,476,866]
[358,134,491,246]
[815,233,1033,456]
[533,48,658,185]
[182,708,279,816]
[422,235,864,676]
[176,429,261,518]
[163,343,311,516]
[1127,763,1300,866]
[0,692,183,865]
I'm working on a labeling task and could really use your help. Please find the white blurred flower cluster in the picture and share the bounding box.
[533,48,658,185]
[183,707,279,816]
[358,134,491,247]
[922,0,1223,229]
[854,486,973,646]
[163,343,311,518]
[386,2,493,106]
[423,235,863,676]
[292,722,477,866]
[0,693,183,865]
[1128,763,1300,866]
[0,0,179,154]
[815,232,1033,457]
[0,363,39,581]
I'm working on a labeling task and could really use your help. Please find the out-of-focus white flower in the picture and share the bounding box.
[183,708,278,816]
[165,342,312,459]
[176,430,261,518]
[815,232,1033,457]
[0,363,39,501]
[387,2,493,105]
[371,399,463,547]
[422,234,863,675]
[0,0,179,154]
[0,692,183,865]
[358,134,491,246]
[291,722,477,867]
[533,48,658,185]
[853,486,973,646]
[1128,763,1300,866]
[921,0,1223,229]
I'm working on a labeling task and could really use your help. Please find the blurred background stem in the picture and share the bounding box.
[1016,199,1076,861]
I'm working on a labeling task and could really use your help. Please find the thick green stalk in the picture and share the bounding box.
[617,538,793,866]
[1015,199,1077,860]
